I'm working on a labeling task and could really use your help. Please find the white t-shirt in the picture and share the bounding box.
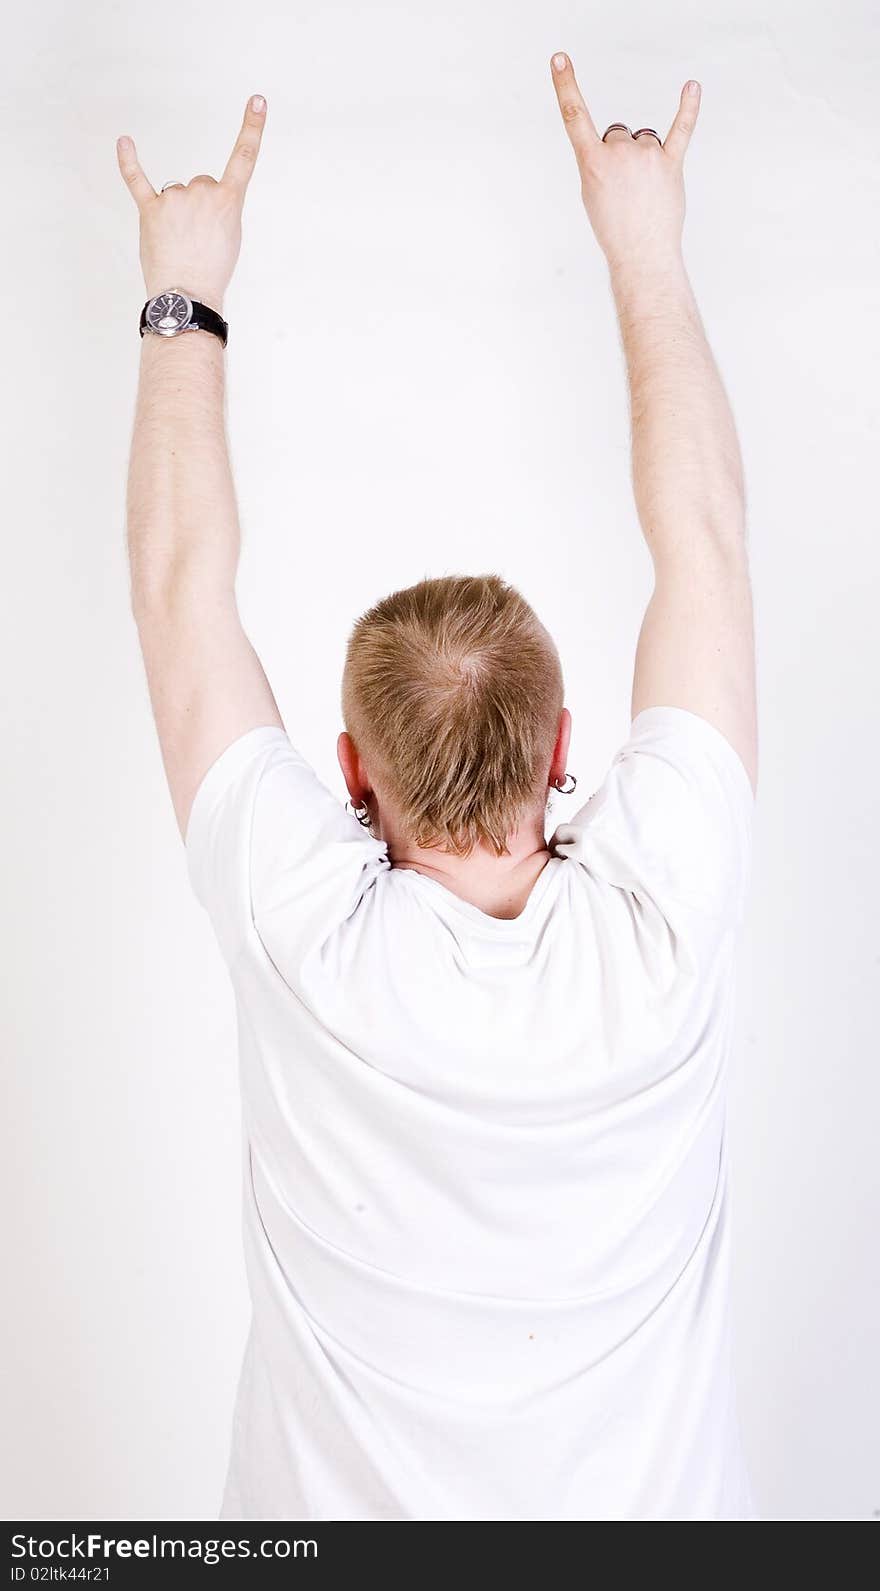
[185,704,756,1521]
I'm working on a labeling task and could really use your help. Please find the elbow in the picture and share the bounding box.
[129,579,236,640]
[129,552,236,625]
[645,494,748,567]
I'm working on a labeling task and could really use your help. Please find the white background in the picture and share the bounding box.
[3,0,878,1522]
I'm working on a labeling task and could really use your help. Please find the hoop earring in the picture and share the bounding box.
[554,772,577,795]
[345,798,372,828]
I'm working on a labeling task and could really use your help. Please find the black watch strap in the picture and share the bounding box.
[139,297,229,347]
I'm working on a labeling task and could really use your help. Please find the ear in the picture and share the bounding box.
[548,707,573,789]
[337,731,370,805]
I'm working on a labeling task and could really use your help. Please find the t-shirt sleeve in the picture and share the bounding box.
[550,705,755,942]
[184,725,389,971]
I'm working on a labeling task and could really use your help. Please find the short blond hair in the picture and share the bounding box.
[341,574,564,857]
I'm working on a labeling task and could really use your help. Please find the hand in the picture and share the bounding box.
[116,94,268,312]
[550,54,700,274]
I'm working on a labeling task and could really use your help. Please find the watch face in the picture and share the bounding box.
[145,290,193,336]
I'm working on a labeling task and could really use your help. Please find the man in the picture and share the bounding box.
[118,53,758,1521]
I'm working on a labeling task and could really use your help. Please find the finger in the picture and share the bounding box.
[663,80,701,162]
[116,136,156,210]
[550,53,599,157]
[221,94,267,196]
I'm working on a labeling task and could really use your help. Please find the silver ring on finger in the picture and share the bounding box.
[601,123,632,141]
[632,128,662,143]
[160,180,186,192]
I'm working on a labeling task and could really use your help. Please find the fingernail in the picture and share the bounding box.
[117,136,131,150]
[552,53,567,71]
[251,94,266,113]
[687,80,700,95]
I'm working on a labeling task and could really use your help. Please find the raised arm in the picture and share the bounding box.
[118,96,283,840]
[551,55,757,793]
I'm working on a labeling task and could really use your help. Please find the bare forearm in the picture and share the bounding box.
[126,331,239,613]
[610,257,745,561]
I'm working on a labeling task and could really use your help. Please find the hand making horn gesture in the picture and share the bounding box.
[550,53,701,272]
[116,94,268,314]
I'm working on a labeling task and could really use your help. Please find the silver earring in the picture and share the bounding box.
[345,798,372,827]
[554,772,577,795]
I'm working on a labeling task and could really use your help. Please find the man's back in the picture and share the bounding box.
[186,704,755,1520]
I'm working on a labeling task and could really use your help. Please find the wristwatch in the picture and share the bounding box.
[139,289,228,347]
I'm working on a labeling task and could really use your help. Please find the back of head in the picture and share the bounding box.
[341,574,564,857]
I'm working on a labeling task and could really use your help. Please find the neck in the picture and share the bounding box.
[385,817,551,920]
